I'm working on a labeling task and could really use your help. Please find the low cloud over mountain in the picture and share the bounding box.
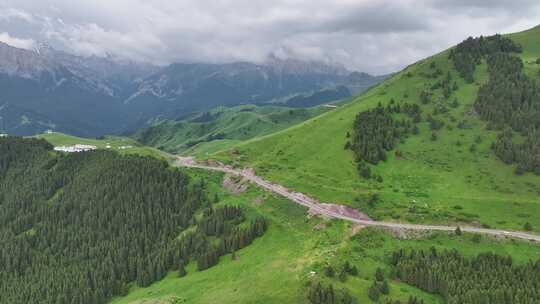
[1,1,539,74]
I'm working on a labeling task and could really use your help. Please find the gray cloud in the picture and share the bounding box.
[320,2,431,34]
[0,8,34,22]
[0,0,539,74]
[432,0,540,10]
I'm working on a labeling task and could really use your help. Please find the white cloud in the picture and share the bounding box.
[43,22,166,63]
[1,0,540,74]
[0,7,34,22]
[0,32,35,49]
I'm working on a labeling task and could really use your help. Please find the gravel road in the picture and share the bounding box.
[175,157,540,243]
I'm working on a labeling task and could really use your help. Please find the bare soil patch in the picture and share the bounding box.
[313,222,326,230]
[252,195,265,205]
[222,174,248,194]
[350,224,367,236]
[381,227,433,240]
[319,203,372,221]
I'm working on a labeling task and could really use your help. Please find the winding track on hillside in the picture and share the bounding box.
[175,157,540,243]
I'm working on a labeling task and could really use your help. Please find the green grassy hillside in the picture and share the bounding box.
[111,170,540,304]
[134,104,329,156]
[209,27,540,233]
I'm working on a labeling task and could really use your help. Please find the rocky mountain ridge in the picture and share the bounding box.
[0,42,386,136]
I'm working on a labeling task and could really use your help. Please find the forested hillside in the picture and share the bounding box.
[0,137,265,304]
[348,34,539,176]
[211,26,540,232]
[110,167,540,304]
[393,248,540,304]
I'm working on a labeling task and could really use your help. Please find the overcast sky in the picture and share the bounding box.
[1,0,539,74]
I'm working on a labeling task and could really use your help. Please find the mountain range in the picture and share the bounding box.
[0,42,386,136]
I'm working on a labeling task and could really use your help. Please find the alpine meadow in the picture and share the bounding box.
[1,2,540,304]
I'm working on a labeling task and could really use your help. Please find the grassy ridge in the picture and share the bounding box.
[34,132,170,160]
[209,28,540,232]
[134,104,329,157]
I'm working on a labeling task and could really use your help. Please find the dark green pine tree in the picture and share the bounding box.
[375,267,385,281]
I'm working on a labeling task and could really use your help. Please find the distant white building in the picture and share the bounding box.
[54,144,97,153]
[45,130,54,134]
[118,145,133,150]
[0,133,7,138]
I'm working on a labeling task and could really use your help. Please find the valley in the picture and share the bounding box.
[134,104,332,156]
[1,5,540,303]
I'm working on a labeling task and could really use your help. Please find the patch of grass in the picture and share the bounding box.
[34,132,169,160]
[183,139,243,157]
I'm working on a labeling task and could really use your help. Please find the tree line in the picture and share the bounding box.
[392,248,540,304]
[348,102,421,179]
[0,137,266,304]
[450,34,539,174]
[307,281,356,304]
[474,52,540,174]
[449,34,522,82]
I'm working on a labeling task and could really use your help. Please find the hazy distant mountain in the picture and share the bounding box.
[0,42,386,136]
[0,42,140,136]
[31,43,157,98]
[125,55,387,117]
[0,42,155,97]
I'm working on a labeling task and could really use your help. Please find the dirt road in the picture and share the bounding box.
[175,157,540,243]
